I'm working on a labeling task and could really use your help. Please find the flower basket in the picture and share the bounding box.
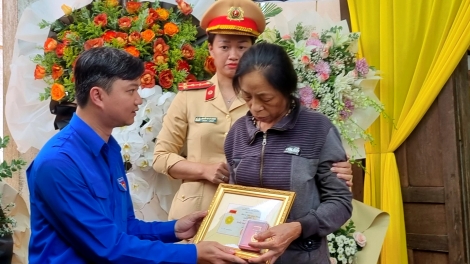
[258,5,384,160]
[32,0,212,130]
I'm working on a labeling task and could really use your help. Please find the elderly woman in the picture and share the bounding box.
[224,42,352,264]
[153,0,353,221]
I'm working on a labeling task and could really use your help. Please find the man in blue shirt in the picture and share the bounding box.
[26,47,247,264]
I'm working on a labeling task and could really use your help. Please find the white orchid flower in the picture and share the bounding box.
[138,85,163,99]
[112,129,145,163]
[140,116,163,143]
[126,171,153,210]
[140,93,163,121]
[134,150,154,171]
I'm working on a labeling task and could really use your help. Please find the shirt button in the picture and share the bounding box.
[181,195,185,199]
[226,115,230,119]
[224,132,228,137]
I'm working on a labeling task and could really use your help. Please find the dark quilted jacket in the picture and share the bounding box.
[224,99,353,264]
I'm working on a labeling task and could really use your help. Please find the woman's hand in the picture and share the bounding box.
[202,162,230,184]
[246,222,302,264]
[331,161,353,187]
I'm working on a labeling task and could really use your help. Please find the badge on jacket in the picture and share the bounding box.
[284,146,301,155]
[195,117,217,123]
[117,177,127,191]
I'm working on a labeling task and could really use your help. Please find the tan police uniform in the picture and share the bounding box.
[152,0,266,220]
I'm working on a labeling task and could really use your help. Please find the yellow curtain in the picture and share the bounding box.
[347,0,470,263]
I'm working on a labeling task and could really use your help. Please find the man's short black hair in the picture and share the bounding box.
[74,47,144,107]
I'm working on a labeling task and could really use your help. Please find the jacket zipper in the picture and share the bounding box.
[259,133,267,187]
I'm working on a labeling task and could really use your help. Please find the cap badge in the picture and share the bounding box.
[227,6,244,21]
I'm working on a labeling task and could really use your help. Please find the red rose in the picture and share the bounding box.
[181,43,195,60]
[176,60,190,72]
[124,46,140,57]
[51,64,64,80]
[34,65,46,79]
[153,54,168,65]
[158,69,174,89]
[55,43,66,58]
[185,74,197,82]
[204,56,216,74]
[44,38,57,52]
[94,13,108,27]
[128,31,141,44]
[102,30,117,42]
[84,38,104,50]
[145,15,155,27]
[126,1,142,14]
[115,32,128,46]
[118,17,132,30]
[176,0,193,15]
[144,62,157,74]
[148,8,159,21]
[153,38,169,55]
[140,69,156,88]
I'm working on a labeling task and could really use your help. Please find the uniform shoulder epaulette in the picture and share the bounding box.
[178,81,213,91]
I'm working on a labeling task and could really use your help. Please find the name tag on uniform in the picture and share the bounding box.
[284,146,301,156]
[195,117,217,123]
[117,177,127,191]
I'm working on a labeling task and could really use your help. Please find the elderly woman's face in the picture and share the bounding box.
[239,70,289,125]
[209,34,253,79]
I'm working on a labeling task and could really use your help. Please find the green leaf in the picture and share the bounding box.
[259,3,283,20]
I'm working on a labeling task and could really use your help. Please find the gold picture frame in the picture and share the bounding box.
[193,184,296,259]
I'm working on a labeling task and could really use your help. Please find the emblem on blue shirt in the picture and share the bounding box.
[117,177,127,191]
[284,146,301,155]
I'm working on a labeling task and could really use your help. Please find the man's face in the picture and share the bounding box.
[101,78,142,127]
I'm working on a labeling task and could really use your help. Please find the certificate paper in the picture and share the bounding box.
[193,184,296,259]
[203,194,283,247]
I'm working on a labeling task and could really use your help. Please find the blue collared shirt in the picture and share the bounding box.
[27,114,197,263]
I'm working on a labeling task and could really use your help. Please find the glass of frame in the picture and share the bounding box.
[192,183,296,259]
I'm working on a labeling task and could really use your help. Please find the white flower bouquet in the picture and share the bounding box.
[327,221,366,264]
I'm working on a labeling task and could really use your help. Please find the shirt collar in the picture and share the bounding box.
[69,113,121,156]
[245,97,301,143]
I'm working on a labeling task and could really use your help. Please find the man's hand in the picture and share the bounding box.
[332,161,353,187]
[203,163,230,184]
[247,222,302,264]
[174,211,207,240]
[196,241,247,264]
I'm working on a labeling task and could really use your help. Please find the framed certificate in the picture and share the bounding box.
[193,184,296,259]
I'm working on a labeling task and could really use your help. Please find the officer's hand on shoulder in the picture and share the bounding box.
[202,163,230,184]
[196,241,247,264]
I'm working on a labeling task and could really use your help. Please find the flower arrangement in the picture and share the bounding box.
[31,0,215,169]
[258,23,384,159]
[327,221,366,264]
[33,0,212,103]
[0,136,27,238]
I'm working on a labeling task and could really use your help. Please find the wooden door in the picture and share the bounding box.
[395,55,470,264]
